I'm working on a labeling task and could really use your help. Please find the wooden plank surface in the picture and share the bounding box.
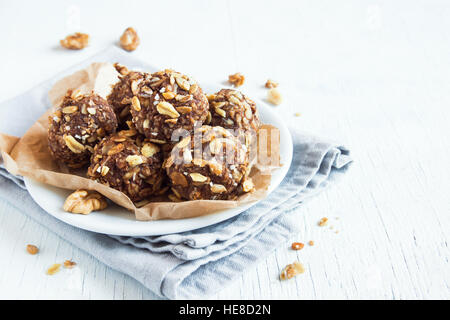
[0,0,448,299]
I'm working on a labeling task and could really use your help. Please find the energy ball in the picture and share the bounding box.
[165,126,254,201]
[207,89,261,133]
[129,69,209,143]
[48,90,118,168]
[107,66,146,126]
[87,129,164,202]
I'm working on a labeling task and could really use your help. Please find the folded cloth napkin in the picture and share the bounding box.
[0,47,352,299]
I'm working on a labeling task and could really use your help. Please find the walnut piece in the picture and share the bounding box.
[120,27,140,51]
[228,73,245,87]
[280,261,305,280]
[47,263,61,275]
[291,242,304,250]
[63,260,77,269]
[114,63,130,76]
[267,88,282,105]
[318,217,328,227]
[265,79,279,89]
[63,189,108,215]
[26,244,39,255]
[60,32,89,50]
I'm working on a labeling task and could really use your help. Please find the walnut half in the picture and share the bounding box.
[228,73,245,87]
[60,32,89,50]
[265,79,279,89]
[63,189,108,215]
[120,27,140,51]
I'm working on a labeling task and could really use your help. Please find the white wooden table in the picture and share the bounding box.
[0,0,449,299]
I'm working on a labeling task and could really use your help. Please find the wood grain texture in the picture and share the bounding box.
[0,0,449,299]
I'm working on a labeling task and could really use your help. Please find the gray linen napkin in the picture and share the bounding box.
[0,47,352,299]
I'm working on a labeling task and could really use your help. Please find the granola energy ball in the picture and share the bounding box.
[165,126,254,201]
[129,69,209,143]
[87,130,164,202]
[208,89,261,133]
[107,67,145,126]
[48,91,118,168]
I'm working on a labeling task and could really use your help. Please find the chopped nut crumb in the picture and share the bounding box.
[46,263,61,275]
[114,62,129,76]
[308,240,314,246]
[291,242,304,250]
[228,73,245,87]
[60,32,89,50]
[318,217,328,227]
[267,88,282,105]
[63,260,77,269]
[26,244,39,255]
[120,27,140,51]
[265,79,278,89]
[294,112,301,117]
[280,261,305,280]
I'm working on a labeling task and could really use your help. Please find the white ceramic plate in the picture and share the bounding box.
[24,85,293,236]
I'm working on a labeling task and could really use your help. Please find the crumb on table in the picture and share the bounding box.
[291,242,304,250]
[26,244,39,255]
[318,217,328,227]
[280,261,305,280]
[228,73,245,87]
[46,263,61,275]
[63,260,77,269]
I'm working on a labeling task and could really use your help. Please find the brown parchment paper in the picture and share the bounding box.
[0,63,281,221]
